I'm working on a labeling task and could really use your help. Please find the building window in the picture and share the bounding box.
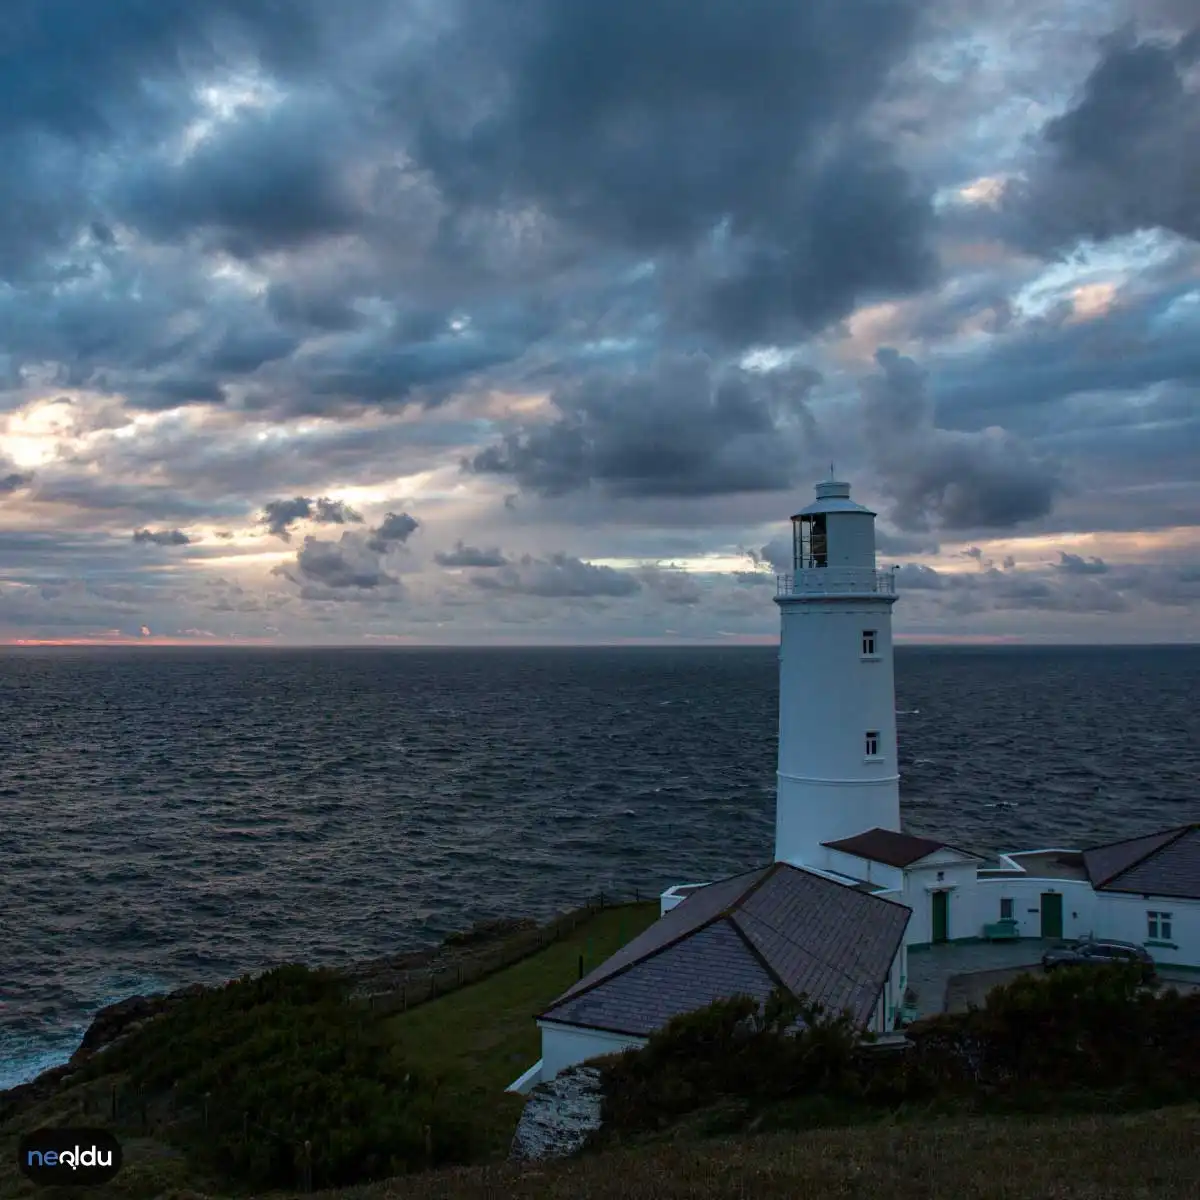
[865,731,880,757]
[1147,911,1173,941]
[1000,898,1014,921]
[862,630,877,656]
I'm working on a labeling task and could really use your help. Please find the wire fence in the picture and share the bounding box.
[71,887,660,1191]
[346,887,656,1018]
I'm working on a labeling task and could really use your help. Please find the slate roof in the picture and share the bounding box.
[823,827,983,868]
[538,862,910,1038]
[1082,824,1200,899]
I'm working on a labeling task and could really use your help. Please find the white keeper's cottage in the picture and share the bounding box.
[508,478,1200,1093]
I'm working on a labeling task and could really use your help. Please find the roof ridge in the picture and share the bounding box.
[536,865,774,1021]
[1094,825,1193,888]
[725,912,789,993]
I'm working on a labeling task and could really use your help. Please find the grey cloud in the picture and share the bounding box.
[0,471,33,494]
[0,0,328,279]
[1056,551,1110,574]
[25,476,246,521]
[864,348,1064,532]
[470,553,641,598]
[273,533,397,591]
[734,571,776,587]
[262,495,363,540]
[118,100,360,258]
[266,282,365,333]
[413,0,936,346]
[366,511,420,554]
[637,567,703,606]
[896,563,945,589]
[875,528,939,556]
[1014,26,1200,252]
[468,357,820,498]
[434,541,507,568]
[755,536,793,574]
[132,528,191,546]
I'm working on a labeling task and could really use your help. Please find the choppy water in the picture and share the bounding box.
[2,644,1198,1089]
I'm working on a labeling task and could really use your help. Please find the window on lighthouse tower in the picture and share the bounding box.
[865,731,880,758]
[862,630,877,657]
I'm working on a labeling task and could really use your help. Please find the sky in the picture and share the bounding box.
[0,0,1198,646]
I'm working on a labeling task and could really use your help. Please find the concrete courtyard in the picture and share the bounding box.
[903,940,1200,1020]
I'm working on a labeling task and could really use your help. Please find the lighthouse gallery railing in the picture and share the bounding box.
[776,568,896,597]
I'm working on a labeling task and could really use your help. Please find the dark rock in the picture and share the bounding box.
[71,994,170,1063]
[443,916,538,949]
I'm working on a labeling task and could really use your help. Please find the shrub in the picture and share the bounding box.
[82,964,480,1191]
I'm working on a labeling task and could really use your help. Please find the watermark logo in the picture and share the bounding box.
[18,1129,123,1187]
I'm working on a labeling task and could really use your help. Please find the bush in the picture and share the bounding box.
[599,969,1200,1140]
[83,964,480,1191]
[601,989,862,1133]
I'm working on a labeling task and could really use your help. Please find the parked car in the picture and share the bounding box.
[1041,937,1157,982]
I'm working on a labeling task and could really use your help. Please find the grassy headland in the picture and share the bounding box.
[4,912,1200,1200]
[0,902,660,1199]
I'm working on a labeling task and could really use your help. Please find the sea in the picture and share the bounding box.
[2,644,1199,1091]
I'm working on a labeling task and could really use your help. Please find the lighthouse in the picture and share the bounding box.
[773,478,900,867]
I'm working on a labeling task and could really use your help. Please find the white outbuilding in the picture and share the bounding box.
[508,476,1200,1093]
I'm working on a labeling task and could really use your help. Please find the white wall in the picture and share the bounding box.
[825,511,877,569]
[822,848,903,890]
[902,859,987,944]
[1093,893,1200,968]
[775,596,900,866]
[973,876,1097,942]
[537,1020,647,1082]
[660,883,710,916]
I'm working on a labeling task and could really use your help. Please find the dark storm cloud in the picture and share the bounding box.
[434,541,507,568]
[272,534,397,591]
[365,511,420,553]
[863,348,1063,532]
[468,357,820,498]
[412,0,937,345]
[117,99,362,259]
[266,282,365,333]
[1057,551,1110,574]
[471,554,641,599]
[132,528,191,546]
[261,496,363,540]
[1014,26,1200,252]
[0,0,328,278]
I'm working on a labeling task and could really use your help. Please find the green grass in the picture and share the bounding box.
[383,902,660,1156]
[0,901,661,1199]
[214,1104,1200,1199]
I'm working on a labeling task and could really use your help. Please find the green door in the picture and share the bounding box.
[1040,892,1063,939]
[931,890,949,943]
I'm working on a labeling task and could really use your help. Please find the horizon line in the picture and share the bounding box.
[1,635,1197,649]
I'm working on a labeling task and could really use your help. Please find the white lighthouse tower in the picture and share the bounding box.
[774,478,900,868]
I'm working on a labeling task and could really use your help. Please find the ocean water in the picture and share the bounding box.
[2,644,1199,1090]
